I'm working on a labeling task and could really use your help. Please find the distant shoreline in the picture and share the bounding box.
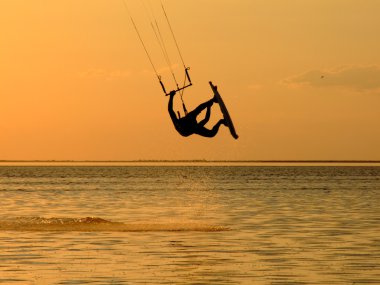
[1,160,380,164]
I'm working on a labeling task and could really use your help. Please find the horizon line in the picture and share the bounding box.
[1,160,380,163]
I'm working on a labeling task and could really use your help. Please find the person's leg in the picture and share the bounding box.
[188,98,214,118]
[198,105,211,127]
[195,119,225,138]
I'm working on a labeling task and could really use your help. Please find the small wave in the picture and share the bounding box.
[0,216,228,232]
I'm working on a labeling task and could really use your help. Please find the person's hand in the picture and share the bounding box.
[169,90,176,96]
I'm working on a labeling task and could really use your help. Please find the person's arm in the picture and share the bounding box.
[168,91,178,122]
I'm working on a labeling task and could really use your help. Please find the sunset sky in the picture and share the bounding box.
[1,0,380,161]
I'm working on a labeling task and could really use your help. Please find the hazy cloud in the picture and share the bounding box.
[282,65,380,92]
[248,83,263,91]
[76,64,181,81]
[78,68,132,80]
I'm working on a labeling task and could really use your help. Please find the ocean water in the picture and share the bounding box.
[0,164,379,284]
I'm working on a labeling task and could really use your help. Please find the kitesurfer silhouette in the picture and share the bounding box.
[168,90,226,138]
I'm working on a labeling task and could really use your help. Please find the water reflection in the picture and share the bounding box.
[0,166,379,284]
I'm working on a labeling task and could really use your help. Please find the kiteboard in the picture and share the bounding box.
[209,81,239,139]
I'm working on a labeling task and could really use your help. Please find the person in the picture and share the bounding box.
[168,90,226,138]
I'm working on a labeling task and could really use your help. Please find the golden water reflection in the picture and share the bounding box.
[0,165,379,284]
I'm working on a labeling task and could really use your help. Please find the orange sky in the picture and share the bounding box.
[1,0,380,160]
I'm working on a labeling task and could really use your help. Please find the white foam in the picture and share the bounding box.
[0,216,229,232]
